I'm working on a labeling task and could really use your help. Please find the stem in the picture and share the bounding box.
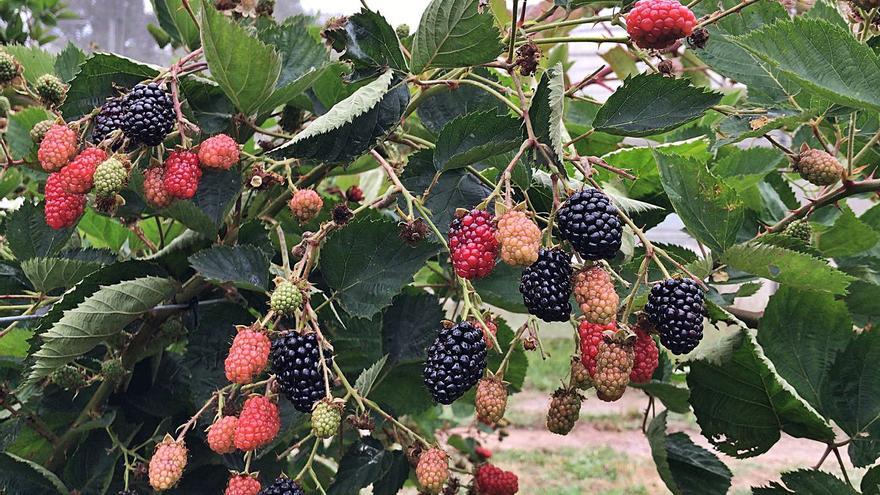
[526,36,629,45]
[696,0,762,28]
[331,359,366,412]
[764,179,880,233]
[524,14,614,33]
[363,397,431,447]
[852,127,880,166]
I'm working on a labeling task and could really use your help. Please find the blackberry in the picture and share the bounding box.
[117,491,139,495]
[519,248,572,322]
[644,278,706,355]
[270,331,328,413]
[93,96,125,143]
[258,478,305,495]
[121,83,175,146]
[556,188,622,260]
[423,321,487,405]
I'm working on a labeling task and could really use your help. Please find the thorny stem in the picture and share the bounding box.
[696,0,763,28]
[524,14,615,33]
[852,128,880,166]
[331,359,366,412]
[765,179,880,233]
[495,321,530,379]
[363,397,431,447]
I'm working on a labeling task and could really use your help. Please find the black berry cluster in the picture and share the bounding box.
[121,83,175,146]
[92,96,125,143]
[644,278,706,355]
[259,478,305,495]
[556,188,622,260]
[423,321,487,405]
[270,332,327,413]
[519,248,572,322]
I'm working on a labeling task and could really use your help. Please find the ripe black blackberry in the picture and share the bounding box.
[121,83,175,146]
[644,278,706,355]
[258,477,305,495]
[423,321,487,405]
[519,248,572,322]
[556,188,622,260]
[270,331,328,413]
[93,96,125,143]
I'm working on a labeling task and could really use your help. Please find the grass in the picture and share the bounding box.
[522,337,579,393]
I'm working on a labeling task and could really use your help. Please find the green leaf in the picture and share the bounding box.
[757,287,853,417]
[721,243,855,295]
[0,452,68,494]
[713,108,816,149]
[417,70,509,134]
[328,438,401,495]
[817,205,880,258]
[323,8,407,73]
[754,470,858,494]
[631,380,690,414]
[152,0,201,50]
[687,329,834,458]
[3,45,55,84]
[733,17,880,112]
[163,167,241,236]
[372,451,410,495]
[410,0,504,73]
[471,262,527,313]
[647,411,732,495]
[655,150,744,253]
[269,70,409,164]
[434,110,522,171]
[188,245,270,292]
[529,63,565,163]
[4,202,74,260]
[60,53,159,120]
[321,215,440,318]
[54,42,85,83]
[180,77,237,135]
[593,73,722,137]
[354,355,388,398]
[28,276,175,383]
[5,106,52,160]
[21,257,105,293]
[199,0,281,114]
[863,464,880,495]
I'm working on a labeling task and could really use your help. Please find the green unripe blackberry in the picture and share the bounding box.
[51,365,87,390]
[35,74,67,107]
[0,96,10,117]
[783,220,812,243]
[30,119,55,144]
[311,399,342,438]
[93,155,129,197]
[270,280,303,315]
[101,358,126,384]
[396,24,410,38]
[0,52,20,85]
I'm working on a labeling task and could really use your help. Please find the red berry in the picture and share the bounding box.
[630,326,659,384]
[475,446,493,459]
[289,189,323,223]
[234,395,280,451]
[163,150,202,199]
[578,320,617,376]
[225,474,261,495]
[57,147,108,194]
[38,124,78,172]
[199,134,240,170]
[448,209,498,279]
[626,0,697,49]
[475,463,519,495]
[346,185,364,202]
[149,436,188,491]
[415,448,449,494]
[207,416,238,455]
[224,325,270,385]
[44,172,86,230]
[496,210,541,266]
[144,166,173,208]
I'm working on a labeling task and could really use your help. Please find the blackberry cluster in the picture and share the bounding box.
[519,248,572,322]
[556,188,622,260]
[423,321,487,405]
[93,96,125,143]
[270,332,327,412]
[121,83,175,146]
[258,478,305,495]
[644,278,706,355]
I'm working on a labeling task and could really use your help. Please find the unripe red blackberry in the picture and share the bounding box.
[34,74,67,107]
[93,155,130,197]
[626,0,697,49]
[163,150,202,199]
[556,188,622,260]
[573,266,619,324]
[630,326,659,384]
[225,325,271,385]
[199,134,240,169]
[578,320,616,376]
[593,340,635,402]
[519,248,572,322]
[795,148,844,186]
[475,377,508,425]
[416,448,449,494]
[546,388,582,435]
[423,321,487,404]
[44,172,86,230]
[148,436,188,491]
[225,473,261,495]
[38,124,78,172]
[496,210,541,266]
[233,395,281,451]
[645,278,706,355]
[475,463,519,495]
[207,415,238,454]
[448,209,499,279]
[289,189,323,223]
[58,147,108,194]
[0,51,21,85]
[144,166,173,208]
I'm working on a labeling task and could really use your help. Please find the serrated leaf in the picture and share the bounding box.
[60,53,159,119]
[713,108,816,149]
[321,215,440,318]
[863,464,880,494]
[5,202,74,260]
[28,277,175,383]
[152,0,201,50]
[434,110,522,170]
[328,438,400,495]
[733,17,880,112]
[655,149,744,253]
[3,45,55,84]
[410,0,504,72]
[417,70,509,134]
[687,329,834,458]
[529,63,565,163]
[199,0,281,114]
[721,243,855,295]
[471,262,527,313]
[647,411,732,495]
[188,245,270,292]
[270,70,408,164]
[817,205,880,258]
[180,77,237,135]
[0,452,68,494]
[594,73,722,137]
[54,42,86,83]
[753,470,858,494]
[163,167,241,236]
[323,8,407,74]
[5,107,52,160]
[21,257,105,293]
[354,355,388,397]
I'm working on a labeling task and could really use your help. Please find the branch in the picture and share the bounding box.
[764,179,880,233]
